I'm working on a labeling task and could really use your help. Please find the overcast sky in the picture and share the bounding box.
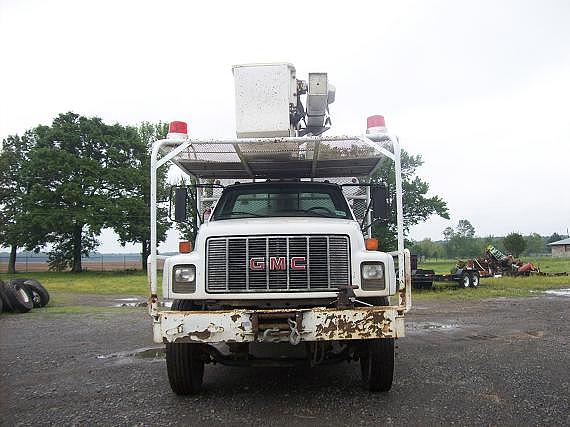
[1,0,569,253]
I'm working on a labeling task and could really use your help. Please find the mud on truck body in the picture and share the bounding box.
[148,63,412,394]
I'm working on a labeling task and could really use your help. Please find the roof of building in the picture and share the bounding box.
[547,237,570,246]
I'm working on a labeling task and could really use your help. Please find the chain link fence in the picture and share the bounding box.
[0,254,150,273]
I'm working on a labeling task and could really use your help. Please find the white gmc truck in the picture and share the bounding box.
[148,63,411,395]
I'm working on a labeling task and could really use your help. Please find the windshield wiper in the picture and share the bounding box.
[217,211,265,219]
[282,209,336,218]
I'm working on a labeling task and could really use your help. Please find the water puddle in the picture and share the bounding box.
[406,322,460,335]
[113,299,172,308]
[97,346,166,360]
[543,288,570,297]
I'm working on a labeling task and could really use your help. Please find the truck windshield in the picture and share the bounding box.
[211,183,352,221]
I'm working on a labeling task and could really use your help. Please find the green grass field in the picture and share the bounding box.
[0,270,151,295]
[414,256,570,300]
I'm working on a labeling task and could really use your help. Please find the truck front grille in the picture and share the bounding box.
[206,235,350,293]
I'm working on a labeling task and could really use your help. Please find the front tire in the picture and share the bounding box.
[166,299,205,395]
[166,341,205,395]
[360,338,395,392]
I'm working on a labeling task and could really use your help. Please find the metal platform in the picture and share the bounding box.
[157,135,394,179]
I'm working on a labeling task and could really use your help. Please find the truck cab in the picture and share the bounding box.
[148,63,412,395]
[164,180,396,306]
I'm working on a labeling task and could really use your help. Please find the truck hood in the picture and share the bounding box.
[197,217,363,241]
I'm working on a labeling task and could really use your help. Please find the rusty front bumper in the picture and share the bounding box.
[153,306,405,344]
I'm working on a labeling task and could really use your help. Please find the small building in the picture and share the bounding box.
[548,238,570,257]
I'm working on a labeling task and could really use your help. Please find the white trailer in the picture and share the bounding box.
[148,63,412,394]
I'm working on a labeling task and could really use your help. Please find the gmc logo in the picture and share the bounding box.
[249,256,306,271]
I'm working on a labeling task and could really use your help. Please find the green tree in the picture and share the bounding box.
[0,133,35,273]
[47,231,98,271]
[175,176,199,243]
[443,219,479,258]
[411,238,445,259]
[107,122,170,270]
[21,112,138,272]
[371,150,449,250]
[547,233,564,244]
[524,233,545,255]
[503,232,526,257]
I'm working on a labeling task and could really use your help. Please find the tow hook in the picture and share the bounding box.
[288,318,301,345]
[335,285,373,308]
[335,285,358,308]
[253,312,304,344]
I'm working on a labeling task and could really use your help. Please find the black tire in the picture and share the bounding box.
[0,280,12,312]
[5,279,34,313]
[10,278,50,308]
[23,279,50,308]
[166,299,205,395]
[171,299,198,311]
[0,291,3,313]
[458,272,470,289]
[360,339,395,392]
[469,272,480,288]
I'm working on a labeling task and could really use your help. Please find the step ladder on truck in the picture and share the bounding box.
[147,63,412,394]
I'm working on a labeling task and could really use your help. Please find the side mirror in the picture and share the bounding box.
[174,187,188,222]
[371,185,388,220]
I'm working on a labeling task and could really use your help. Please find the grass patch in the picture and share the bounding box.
[0,270,155,296]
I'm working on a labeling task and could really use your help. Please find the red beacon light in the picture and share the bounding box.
[366,115,387,135]
[167,121,188,139]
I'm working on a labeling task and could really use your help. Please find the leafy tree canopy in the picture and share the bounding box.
[371,150,449,249]
[21,112,140,272]
[524,233,546,255]
[0,133,38,272]
[443,219,481,258]
[503,232,526,257]
[106,122,170,269]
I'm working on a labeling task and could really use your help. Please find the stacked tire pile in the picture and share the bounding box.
[0,278,50,314]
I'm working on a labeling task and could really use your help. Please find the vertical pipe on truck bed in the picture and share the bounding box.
[392,135,405,290]
[149,142,161,306]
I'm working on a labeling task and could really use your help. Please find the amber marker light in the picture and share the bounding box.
[365,238,379,251]
[179,241,192,253]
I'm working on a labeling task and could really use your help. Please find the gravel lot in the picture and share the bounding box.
[1,295,569,426]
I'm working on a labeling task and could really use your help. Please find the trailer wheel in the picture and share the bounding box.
[166,299,205,395]
[459,273,470,288]
[360,338,394,392]
[469,272,480,288]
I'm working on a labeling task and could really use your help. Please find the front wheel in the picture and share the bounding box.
[360,338,395,392]
[166,342,205,395]
[166,299,205,395]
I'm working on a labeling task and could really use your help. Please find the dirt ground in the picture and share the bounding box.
[1,295,569,426]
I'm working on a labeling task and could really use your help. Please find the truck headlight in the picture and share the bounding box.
[361,262,385,290]
[172,265,196,293]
